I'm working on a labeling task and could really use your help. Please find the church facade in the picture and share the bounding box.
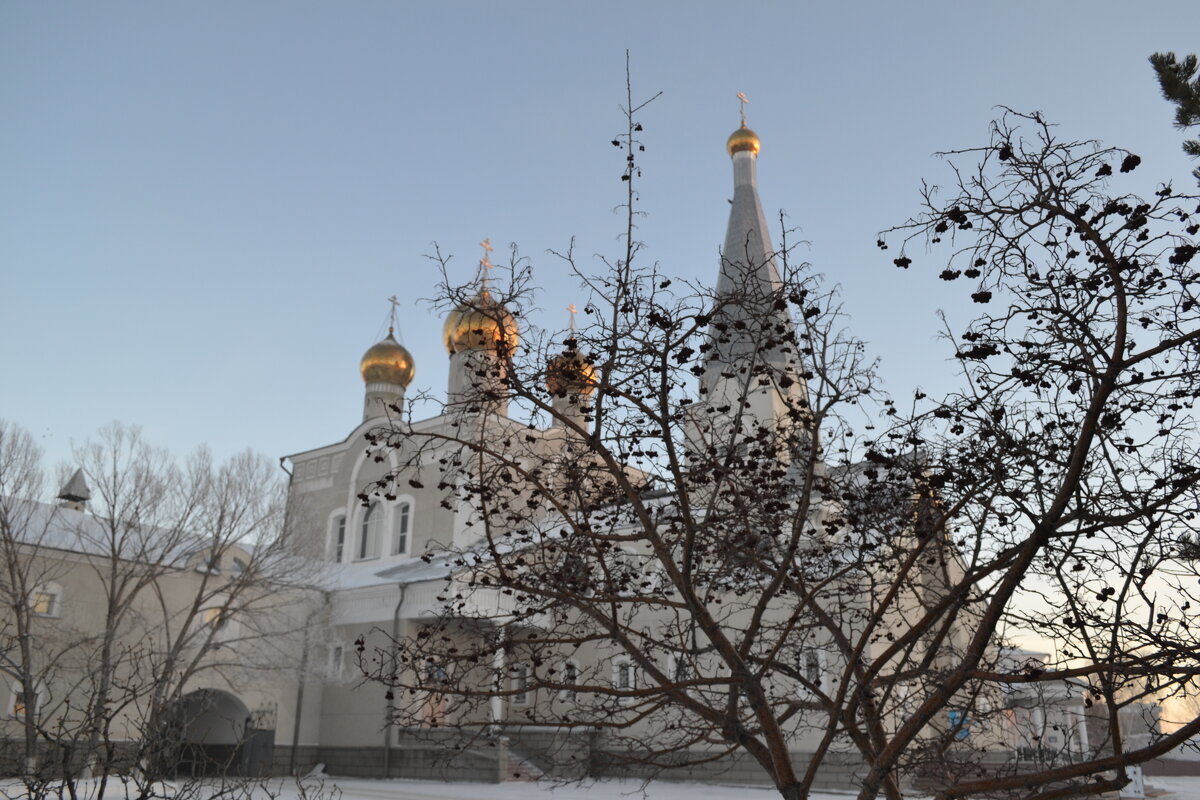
[275,117,956,786]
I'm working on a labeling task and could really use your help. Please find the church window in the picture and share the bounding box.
[804,650,821,685]
[332,516,346,563]
[427,662,448,686]
[560,661,579,702]
[30,583,62,618]
[329,644,344,679]
[358,504,381,560]
[12,692,32,717]
[613,658,636,701]
[797,648,826,697]
[672,654,691,684]
[201,595,238,644]
[393,502,411,555]
[607,547,639,597]
[512,663,530,706]
[9,684,43,719]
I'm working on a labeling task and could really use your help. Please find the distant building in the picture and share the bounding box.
[0,475,301,777]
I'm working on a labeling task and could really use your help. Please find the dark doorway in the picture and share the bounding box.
[165,689,274,777]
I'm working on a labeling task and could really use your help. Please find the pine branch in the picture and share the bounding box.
[1150,52,1200,184]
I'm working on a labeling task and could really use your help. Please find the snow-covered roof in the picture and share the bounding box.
[375,552,459,584]
[2,496,122,558]
[0,496,248,569]
[326,549,461,590]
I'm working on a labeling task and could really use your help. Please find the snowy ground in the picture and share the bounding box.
[1142,776,1200,800]
[272,775,1200,800]
[0,777,827,800]
[254,777,843,800]
[6,775,1200,800]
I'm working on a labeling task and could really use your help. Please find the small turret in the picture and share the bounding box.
[446,240,518,416]
[361,297,415,421]
[726,122,761,157]
[547,338,595,423]
[546,305,594,427]
[442,288,519,356]
[361,326,414,421]
[57,468,90,512]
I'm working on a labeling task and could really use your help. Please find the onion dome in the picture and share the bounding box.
[442,289,519,355]
[727,123,761,157]
[546,339,596,397]
[360,329,415,387]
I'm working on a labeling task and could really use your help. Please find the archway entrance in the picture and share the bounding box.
[165,689,273,777]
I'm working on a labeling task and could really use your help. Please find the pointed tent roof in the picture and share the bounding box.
[703,119,801,395]
[58,468,90,503]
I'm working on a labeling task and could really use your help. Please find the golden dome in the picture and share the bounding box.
[727,123,761,157]
[360,330,415,387]
[442,289,519,355]
[546,340,596,397]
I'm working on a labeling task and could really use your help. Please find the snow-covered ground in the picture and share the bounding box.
[266,777,838,800]
[0,777,818,800]
[6,775,1200,800]
[1145,776,1200,800]
[284,775,1200,800]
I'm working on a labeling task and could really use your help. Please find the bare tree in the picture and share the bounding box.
[355,76,931,800]
[0,421,319,799]
[874,109,1200,798]
[0,421,91,786]
[351,92,1200,800]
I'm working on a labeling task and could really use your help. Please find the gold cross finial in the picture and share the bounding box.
[478,238,495,286]
[386,295,400,334]
[736,92,749,126]
[567,303,578,331]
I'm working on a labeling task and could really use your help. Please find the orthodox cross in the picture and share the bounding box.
[386,295,400,334]
[736,92,749,125]
[567,303,578,331]
[478,238,495,286]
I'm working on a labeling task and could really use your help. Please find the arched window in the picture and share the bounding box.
[670,653,691,684]
[511,663,530,706]
[393,502,411,555]
[201,595,239,644]
[359,503,380,560]
[9,682,44,719]
[612,657,636,703]
[328,643,345,680]
[797,648,827,697]
[560,660,579,702]
[328,515,347,563]
[608,547,642,597]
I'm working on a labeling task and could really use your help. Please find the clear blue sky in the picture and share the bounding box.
[3,1,1198,475]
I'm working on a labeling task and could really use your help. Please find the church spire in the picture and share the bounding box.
[701,98,805,421]
[719,96,776,312]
